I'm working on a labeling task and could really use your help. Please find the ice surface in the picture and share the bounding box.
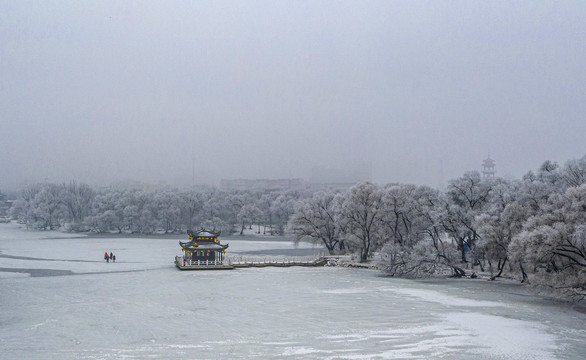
[389,288,506,308]
[1,223,585,359]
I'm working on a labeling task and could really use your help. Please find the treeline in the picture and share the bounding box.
[289,155,585,301]
[7,154,585,300]
[9,183,303,236]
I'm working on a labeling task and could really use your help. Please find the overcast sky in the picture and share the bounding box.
[1,0,585,190]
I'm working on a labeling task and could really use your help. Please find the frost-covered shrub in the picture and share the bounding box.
[509,184,586,302]
[379,238,460,278]
[379,239,436,277]
[62,222,90,233]
[531,271,586,303]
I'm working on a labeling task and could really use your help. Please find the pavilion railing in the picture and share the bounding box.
[176,256,228,267]
[226,252,328,266]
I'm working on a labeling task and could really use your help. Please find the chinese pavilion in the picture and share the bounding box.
[482,156,496,179]
[175,229,233,270]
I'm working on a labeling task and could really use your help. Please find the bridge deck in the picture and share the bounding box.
[175,255,329,270]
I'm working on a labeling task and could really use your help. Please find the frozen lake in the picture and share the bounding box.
[1,223,585,359]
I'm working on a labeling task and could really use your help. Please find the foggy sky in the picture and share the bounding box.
[1,1,585,190]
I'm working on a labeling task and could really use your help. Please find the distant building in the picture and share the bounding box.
[482,156,496,179]
[110,180,170,191]
[220,178,307,192]
[310,163,372,184]
[220,162,372,192]
[305,162,372,191]
[307,182,357,192]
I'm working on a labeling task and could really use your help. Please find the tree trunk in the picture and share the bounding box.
[360,247,368,262]
[474,259,485,272]
[452,266,466,277]
[459,239,467,263]
[490,257,507,281]
[519,260,529,283]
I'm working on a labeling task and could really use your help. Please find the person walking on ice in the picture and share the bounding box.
[104,252,109,263]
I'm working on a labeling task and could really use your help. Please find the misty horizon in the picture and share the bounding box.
[1,1,585,191]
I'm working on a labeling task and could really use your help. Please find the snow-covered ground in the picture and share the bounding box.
[1,222,585,359]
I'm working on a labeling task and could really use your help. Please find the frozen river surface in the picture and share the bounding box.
[0,223,585,359]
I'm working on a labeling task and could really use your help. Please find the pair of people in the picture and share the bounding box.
[104,252,116,263]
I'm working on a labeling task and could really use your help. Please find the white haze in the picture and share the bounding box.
[1,1,585,189]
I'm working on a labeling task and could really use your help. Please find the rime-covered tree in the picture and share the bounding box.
[288,190,345,254]
[509,184,586,301]
[180,189,204,230]
[379,184,422,247]
[339,182,383,262]
[10,183,43,228]
[10,183,66,230]
[237,203,262,234]
[443,171,492,264]
[475,178,524,279]
[562,154,586,187]
[378,184,432,276]
[257,193,275,234]
[34,183,66,230]
[86,188,127,233]
[378,185,463,277]
[201,189,234,233]
[154,189,182,233]
[270,192,296,236]
[61,181,95,228]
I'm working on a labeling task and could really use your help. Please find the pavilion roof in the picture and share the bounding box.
[187,229,221,238]
[180,228,228,251]
[181,242,229,251]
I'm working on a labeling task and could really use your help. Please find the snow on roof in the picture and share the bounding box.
[183,242,229,251]
[197,232,217,237]
[187,229,221,238]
